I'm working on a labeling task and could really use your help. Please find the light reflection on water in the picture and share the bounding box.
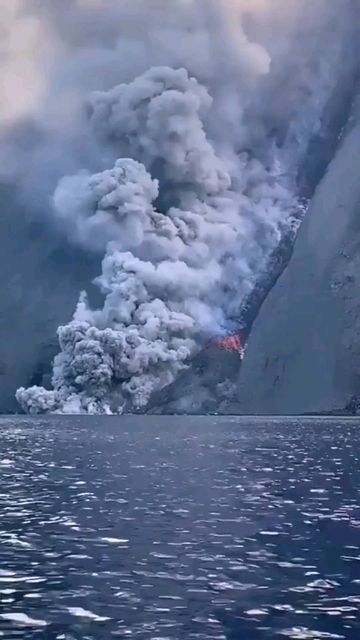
[0,415,359,639]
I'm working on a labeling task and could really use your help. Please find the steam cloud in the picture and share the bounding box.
[2,0,355,414]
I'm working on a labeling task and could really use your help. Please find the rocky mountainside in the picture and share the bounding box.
[231,96,360,415]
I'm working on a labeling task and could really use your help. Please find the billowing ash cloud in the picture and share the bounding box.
[17,66,296,414]
[3,0,356,414]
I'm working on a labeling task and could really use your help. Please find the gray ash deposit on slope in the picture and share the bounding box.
[0,1,358,414]
[232,88,360,416]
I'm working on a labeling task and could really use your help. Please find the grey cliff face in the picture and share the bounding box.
[232,101,360,415]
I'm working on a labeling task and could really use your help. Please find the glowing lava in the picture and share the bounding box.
[209,333,245,357]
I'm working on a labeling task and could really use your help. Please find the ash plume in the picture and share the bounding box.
[1,0,356,414]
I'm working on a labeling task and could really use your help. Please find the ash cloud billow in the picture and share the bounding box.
[2,0,355,414]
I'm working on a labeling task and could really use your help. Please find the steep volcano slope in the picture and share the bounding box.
[1,81,358,416]
[232,97,360,415]
[1,0,358,415]
[148,84,359,416]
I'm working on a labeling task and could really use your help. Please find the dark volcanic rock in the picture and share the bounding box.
[233,101,360,415]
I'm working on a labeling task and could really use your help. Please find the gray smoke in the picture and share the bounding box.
[2,0,356,414]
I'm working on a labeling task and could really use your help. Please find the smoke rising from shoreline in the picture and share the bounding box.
[2,0,356,413]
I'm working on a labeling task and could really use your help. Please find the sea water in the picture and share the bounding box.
[0,415,359,639]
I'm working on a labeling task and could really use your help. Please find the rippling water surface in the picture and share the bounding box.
[0,416,360,639]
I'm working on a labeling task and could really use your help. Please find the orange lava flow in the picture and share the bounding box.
[209,333,244,353]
